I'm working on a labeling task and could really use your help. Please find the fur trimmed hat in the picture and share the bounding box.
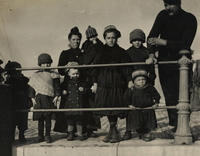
[4,60,22,74]
[85,26,98,39]
[65,62,79,73]
[163,0,181,5]
[132,70,148,81]
[130,29,146,43]
[38,53,53,66]
[103,25,121,39]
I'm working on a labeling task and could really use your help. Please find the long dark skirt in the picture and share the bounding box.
[93,86,125,117]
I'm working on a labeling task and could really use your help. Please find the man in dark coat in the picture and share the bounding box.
[147,0,197,130]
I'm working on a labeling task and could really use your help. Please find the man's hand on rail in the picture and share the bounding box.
[91,83,97,93]
[128,105,136,110]
[148,37,167,46]
[146,54,157,64]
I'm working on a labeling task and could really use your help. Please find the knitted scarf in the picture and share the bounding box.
[29,71,59,97]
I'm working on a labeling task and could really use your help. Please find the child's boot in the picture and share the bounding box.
[122,130,132,140]
[110,122,120,143]
[77,125,86,141]
[45,125,51,143]
[19,130,27,142]
[67,131,74,141]
[37,128,44,142]
[143,133,151,142]
[102,129,112,143]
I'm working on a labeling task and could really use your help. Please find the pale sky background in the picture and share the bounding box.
[0,0,199,79]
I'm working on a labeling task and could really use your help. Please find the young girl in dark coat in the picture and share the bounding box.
[5,61,30,142]
[29,53,61,143]
[92,25,132,143]
[61,62,90,141]
[124,70,160,141]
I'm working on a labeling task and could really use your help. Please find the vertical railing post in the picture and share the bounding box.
[174,50,192,144]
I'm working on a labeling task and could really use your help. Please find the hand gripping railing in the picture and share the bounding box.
[13,50,193,144]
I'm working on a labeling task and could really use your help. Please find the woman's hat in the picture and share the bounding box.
[38,53,53,66]
[85,26,98,39]
[130,29,145,43]
[68,26,82,40]
[132,70,148,81]
[103,25,121,38]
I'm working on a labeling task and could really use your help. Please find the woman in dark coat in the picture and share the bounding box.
[54,26,98,138]
[92,25,132,143]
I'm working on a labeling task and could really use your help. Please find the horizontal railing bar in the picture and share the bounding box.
[15,106,176,112]
[13,61,179,71]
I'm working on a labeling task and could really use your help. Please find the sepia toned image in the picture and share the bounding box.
[0,0,200,156]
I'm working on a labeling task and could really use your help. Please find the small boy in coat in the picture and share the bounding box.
[29,53,61,143]
[4,61,30,142]
[123,70,160,141]
[62,62,91,141]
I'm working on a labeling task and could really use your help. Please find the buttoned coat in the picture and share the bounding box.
[62,78,91,116]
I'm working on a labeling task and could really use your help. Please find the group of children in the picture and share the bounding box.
[0,25,161,144]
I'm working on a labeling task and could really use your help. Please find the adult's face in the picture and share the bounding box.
[69,35,81,49]
[164,3,180,16]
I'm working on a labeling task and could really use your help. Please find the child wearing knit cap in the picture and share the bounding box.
[127,29,156,86]
[123,70,160,142]
[4,61,31,142]
[81,26,104,65]
[61,62,91,141]
[28,53,61,143]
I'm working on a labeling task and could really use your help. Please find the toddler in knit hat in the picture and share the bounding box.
[81,25,103,65]
[28,53,61,143]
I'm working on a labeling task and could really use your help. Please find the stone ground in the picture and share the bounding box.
[13,105,200,145]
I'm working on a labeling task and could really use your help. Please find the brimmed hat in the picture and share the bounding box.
[103,25,121,38]
[65,62,79,73]
[163,0,181,5]
[38,53,53,66]
[130,29,146,43]
[85,26,98,39]
[132,70,148,81]
[4,60,22,74]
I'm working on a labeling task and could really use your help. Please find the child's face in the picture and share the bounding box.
[40,63,51,67]
[68,68,80,80]
[134,76,146,87]
[89,36,97,42]
[105,32,117,47]
[132,40,142,49]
